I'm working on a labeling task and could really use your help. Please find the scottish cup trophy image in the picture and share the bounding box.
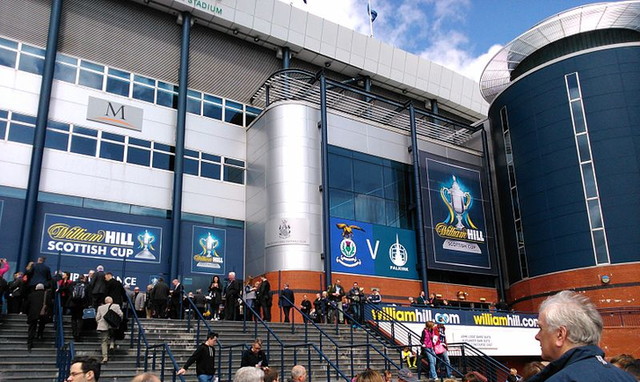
[441,175,472,230]
[199,232,219,257]
[135,229,157,259]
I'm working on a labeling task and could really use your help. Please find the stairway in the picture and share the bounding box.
[0,314,405,381]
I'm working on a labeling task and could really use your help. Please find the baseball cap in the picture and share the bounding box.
[397,368,418,382]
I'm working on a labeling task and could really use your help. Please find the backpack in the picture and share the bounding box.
[72,283,86,301]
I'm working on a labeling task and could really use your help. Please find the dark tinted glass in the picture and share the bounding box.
[18,54,44,75]
[223,166,244,184]
[203,103,222,120]
[329,189,355,220]
[201,162,221,179]
[353,160,383,197]
[99,141,124,161]
[70,135,97,156]
[184,158,199,175]
[0,48,17,68]
[102,132,125,142]
[133,83,155,103]
[202,153,220,162]
[224,158,244,167]
[129,137,151,147]
[187,97,201,114]
[79,70,103,90]
[44,130,68,150]
[328,153,353,191]
[152,152,175,171]
[127,146,150,166]
[224,108,243,125]
[106,77,130,97]
[54,62,76,83]
[8,122,34,144]
[157,89,177,108]
[0,120,6,139]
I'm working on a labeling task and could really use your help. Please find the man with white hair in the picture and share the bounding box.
[224,271,241,320]
[528,290,634,382]
[233,366,264,382]
[290,365,307,382]
[96,296,123,363]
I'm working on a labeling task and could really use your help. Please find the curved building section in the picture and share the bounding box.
[482,1,640,310]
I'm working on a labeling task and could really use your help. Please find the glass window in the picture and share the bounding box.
[134,74,155,86]
[0,47,17,68]
[80,60,103,72]
[127,146,150,166]
[570,101,586,134]
[224,108,243,125]
[328,154,353,191]
[201,161,221,179]
[45,129,69,151]
[152,151,175,170]
[185,148,199,158]
[223,165,244,184]
[21,44,45,56]
[353,160,384,197]
[0,37,18,49]
[329,189,355,220]
[13,113,36,124]
[79,69,103,90]
[203,95,223,120]
[0,120,7,140]
[565,73,580,100]
[18,54,44,75]
[129,137,151,147]
[157,89,178,108]
[355,194,385,225]
[202,153,220,162]
[73,126,98,137]
[587,199,602,229]
[133,83,155,103]
[102,131,125,142]
[108,67,130,79]
[592,229,609,264]
[100,140,124,161]
[187,96,202,115]
[245,106,261,126]
[70,135,97,156]
[184,157,199,175]
[8,122,34,144]
[385,200,400,227]
[106,76,130,97]
[154,142,174,152]
[54,61,77,83]
[0,109,7,119]
[576,133,590,162]
[581,163,597,198]
[224,158,244,167]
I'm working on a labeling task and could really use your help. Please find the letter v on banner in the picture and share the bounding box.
[367,239,379,259]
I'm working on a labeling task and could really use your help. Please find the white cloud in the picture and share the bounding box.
[280,0,500,83]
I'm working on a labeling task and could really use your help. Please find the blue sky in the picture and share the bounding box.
[283,0,624,82]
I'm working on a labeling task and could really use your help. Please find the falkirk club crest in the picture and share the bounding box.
[336,223,364,267]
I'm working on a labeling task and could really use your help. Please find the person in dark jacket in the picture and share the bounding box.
[150,278,170,318]
[223,272,241,321]
[25,257,52,291]
[7,271,25,314]
[256,276,272,321]
[67,275,90,341]
[208,275,223,320]
[25,283,52,351]
[177,332,218,381]
[193,289,207,316]
[278,284,295,323]
[300,294,312,323]
[170,279,184,319]
[104,272,125,306]
[90,265,107,308]
[527,290,635,382]
[241,338,269,369]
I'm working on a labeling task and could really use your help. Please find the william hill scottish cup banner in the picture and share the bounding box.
[421,154,495,274]
[191,225,226,275]
[330,217,418,279]
[40,214,162,264]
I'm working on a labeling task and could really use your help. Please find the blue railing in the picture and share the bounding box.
[124,293,186,381]
[54,291,75,382]
[279,295,402,377]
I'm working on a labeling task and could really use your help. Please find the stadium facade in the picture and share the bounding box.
[1,0,637,354]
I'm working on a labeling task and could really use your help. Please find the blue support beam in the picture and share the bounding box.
[17,0,64,272]
[170,12,192,281]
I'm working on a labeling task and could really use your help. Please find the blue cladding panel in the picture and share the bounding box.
[489,46,640,280]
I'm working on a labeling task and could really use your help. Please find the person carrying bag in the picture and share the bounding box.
[96,296,123,364]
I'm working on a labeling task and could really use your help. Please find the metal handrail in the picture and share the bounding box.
[280,295,403,375]
[54,291,75,382]
[125,293,186,381]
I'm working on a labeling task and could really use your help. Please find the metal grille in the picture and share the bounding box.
[58,0,182,84]
[0,0,50,47]
[188,24,281,103]
[251,71,478,147]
